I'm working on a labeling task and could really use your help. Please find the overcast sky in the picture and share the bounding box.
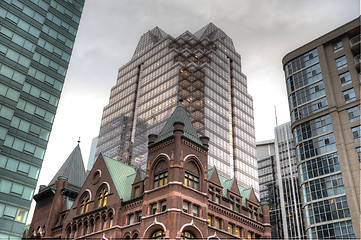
[27,0,359,223]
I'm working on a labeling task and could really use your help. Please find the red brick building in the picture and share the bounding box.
[26,104,271,239]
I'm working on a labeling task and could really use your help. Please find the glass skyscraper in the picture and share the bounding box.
[0,0,84,238]
[283,18,360,239]
[257,122,306,239]
[95,23,259,194]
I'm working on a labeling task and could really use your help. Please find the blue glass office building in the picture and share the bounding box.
[0,0,84,238]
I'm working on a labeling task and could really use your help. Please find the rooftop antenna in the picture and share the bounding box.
[77,137,81,144]
[274,106,278,127]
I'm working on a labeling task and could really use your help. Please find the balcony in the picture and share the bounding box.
[350,34,360,54]
[355,54,360,71]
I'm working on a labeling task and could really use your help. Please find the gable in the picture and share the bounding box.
[229,178,241,196]
[208,166,222,187]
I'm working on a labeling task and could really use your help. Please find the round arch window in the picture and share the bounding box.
[151,230,165,239]
[181,231,195,239]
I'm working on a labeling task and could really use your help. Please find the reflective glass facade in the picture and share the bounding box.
[96,24,259,193]
[0,0,84,238]
[283,19,360,239]
[256,123,306,239]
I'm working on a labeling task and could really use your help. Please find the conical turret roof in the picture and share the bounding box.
[48,144,87,188]
[154,103,203,146]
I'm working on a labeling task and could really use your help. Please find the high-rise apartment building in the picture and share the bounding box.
[0,0,84,238]
[257,122,306,239]
[95,24,259,193]
[282,18,360,239]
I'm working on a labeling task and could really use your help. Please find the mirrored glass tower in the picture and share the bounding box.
[95,24,259,194]
[0,0,84,238]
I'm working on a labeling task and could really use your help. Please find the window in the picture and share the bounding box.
[352,126,360,142]
[151,230,165,239]
[184,171,199,190]
[215,193,220,204]
[207,215,211,226]
[339,72,351,86]
[84,221,88,235]
[333,41,343,53]
[192,205,199,217]
[336,56,347,70]
[79,195,90,214]
[230,202,234,210]
[161,200,166,212]
[236,226,241,237]
[356,147,361,163]
[89,219,94,233]
[347,106,360,122]
[97,187,108,208]
[183,201,189,213]
[109,213,113,228]
[153,171,168,188]
[134,186,140,197]
[343,88,356,103]
[228,223,233,234]
[137,211,142,222]
[102,216,107,229]
[215,217,220,229]
[129,214,134,225]
[236,204,240,213]
[181,231,195,239]
[151,203,157,215]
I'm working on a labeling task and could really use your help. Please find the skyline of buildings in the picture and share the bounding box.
[0,0,84,238]
[26,104,271,239]
[256,122,306,239]
[94,23,260,194]
[282,17,360,239]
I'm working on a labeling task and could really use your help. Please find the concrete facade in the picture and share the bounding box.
[282,17,360,239]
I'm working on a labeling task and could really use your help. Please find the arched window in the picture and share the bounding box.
[79,194,90,214]
[151,230,165,239]
[84,221,88,236]
[66,226,71,239]
[181,231,195,239]
[97,187,108,208]
[89,219,94,234]
[72,225,77,239]
[132,233,139,239]
[109,212,114,228]
[102,215,107,229]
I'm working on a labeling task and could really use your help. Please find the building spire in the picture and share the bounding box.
[77,137,81,144]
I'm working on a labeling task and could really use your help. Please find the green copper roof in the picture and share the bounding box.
[207,166,253,207]
[102,154,136,201]
[153,104,203,146]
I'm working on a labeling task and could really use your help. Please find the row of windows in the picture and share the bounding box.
[42,24,74,49]
[0,177,34,201]
[79,186,109,215]
[287,63,322,94]
[285,49,319,77]
[294,114,332,144]
[46,12,77,36]
[351,125,360,142]
[0,42,31,68]
[0,62,26,84]
[17,99,55,123]
[0,25,36,52]
[0,6,41,38]
[343,88,356,104]
[5,0,45,24]
[339,71,351,86]
[22,82,59,107]
[28,66,63,91]
[38,38,70,62]
[309,220,355,239]
[0,202,27,223]
[11,116,50,141]
[347,106,360,122]
[3,135,45,159]
[333,40,344,53]
[291,97,328,122]
[302,173,345,202]
[0,82,20,102]
[335,56,347,70]
[290,80,325,110]
[296,133,336,162]
[33,52,67,76]
[305,195,351,225]
[299,152,340,182]
[49,0,81,24]
[0,154,40,179]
